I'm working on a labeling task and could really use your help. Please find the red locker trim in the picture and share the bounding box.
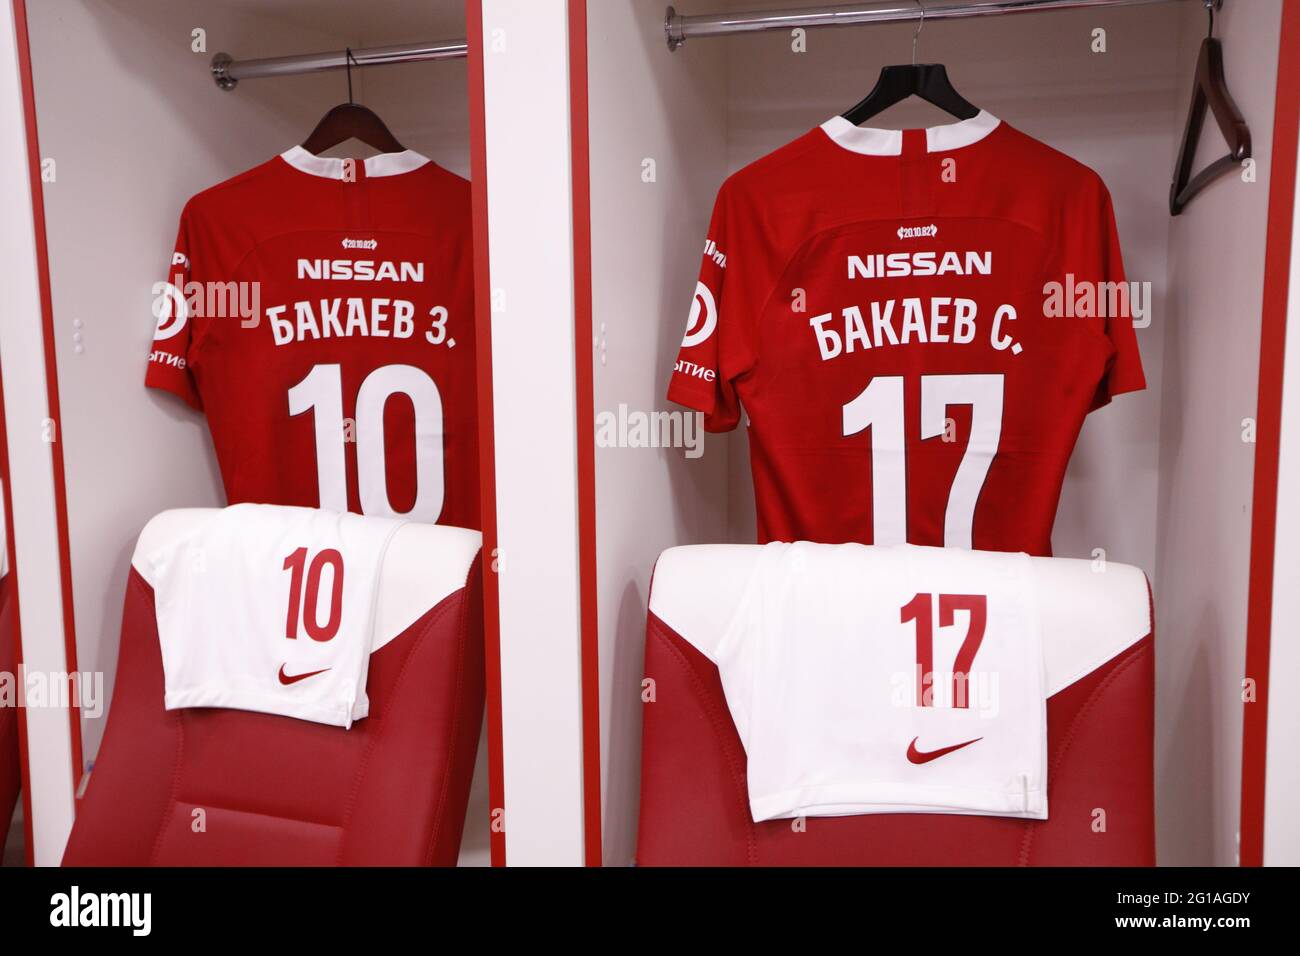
[1240,0,1300,868]
[466,0,507,868]
[10,0,85,815]
[568,0,604,867]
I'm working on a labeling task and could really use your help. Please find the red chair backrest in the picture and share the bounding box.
[63,558,484,867]
[0,576,20,861]
[637,597,1155,867]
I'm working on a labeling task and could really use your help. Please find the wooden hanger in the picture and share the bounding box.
[301,48,405,155]
[1169,2,1250,215]
[840,2,980,125]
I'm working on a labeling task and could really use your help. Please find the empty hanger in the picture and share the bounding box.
[840,2,979,126]
[301,48,405,155]
[1169,1,1250,215]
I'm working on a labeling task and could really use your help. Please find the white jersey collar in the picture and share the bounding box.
[819,110,1000,156]
[279,146,431,179]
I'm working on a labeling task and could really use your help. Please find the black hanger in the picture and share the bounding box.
[301,48,405,155]
[1169,2,1250,215]
[841,4,979,125]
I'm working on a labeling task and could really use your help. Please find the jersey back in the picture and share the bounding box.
[146,148,478,529]
[667,115,1144,554]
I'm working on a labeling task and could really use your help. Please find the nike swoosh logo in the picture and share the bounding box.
[278,664,330,685]
[906,736,983,764]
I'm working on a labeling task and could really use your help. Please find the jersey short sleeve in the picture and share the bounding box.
[1059,180,1145,410]
[145,205,202,410]
[666,184,762,431]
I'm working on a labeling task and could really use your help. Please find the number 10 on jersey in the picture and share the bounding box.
[289,362,445,522]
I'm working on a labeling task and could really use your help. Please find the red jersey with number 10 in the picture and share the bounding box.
[146,148,478,529]
[668,112,1144,555]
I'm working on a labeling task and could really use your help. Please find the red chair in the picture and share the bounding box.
[0,574,21,861]
[636,547,1156,866]
[63,514,485,867]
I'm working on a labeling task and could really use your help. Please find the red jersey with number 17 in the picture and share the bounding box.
[146,147,478,529]
[667,112,1144,555]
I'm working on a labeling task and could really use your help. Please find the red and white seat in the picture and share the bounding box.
[636,546,1155,866]
[62,510,485,867]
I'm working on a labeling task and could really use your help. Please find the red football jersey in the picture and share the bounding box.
[668,113,1144,555]
[147,147,478,529]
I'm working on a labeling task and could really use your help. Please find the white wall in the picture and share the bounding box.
[23,0,490,866]
[1157,0,1282,867]
[588,0,731,866]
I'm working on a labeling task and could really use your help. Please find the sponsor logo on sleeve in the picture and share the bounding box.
[703,238,727,268]
[151,282,189,340]
[681,281,717,348]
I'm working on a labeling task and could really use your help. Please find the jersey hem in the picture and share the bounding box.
[144,374,203,412]
[1092,372,1147,411]
[667,379,714,415]
[164,687,366,729]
